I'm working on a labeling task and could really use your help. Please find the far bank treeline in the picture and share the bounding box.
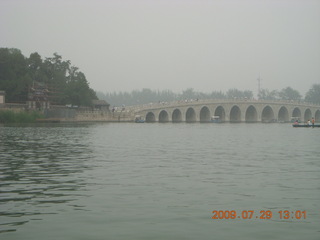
[0,48,97,106]
[97,84,320,107]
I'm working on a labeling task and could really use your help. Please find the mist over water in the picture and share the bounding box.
[0,123,319,239]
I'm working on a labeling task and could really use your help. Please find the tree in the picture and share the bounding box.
[226,88,253,99]
[42,53,70,104]
[279,87,301,101]
[0,48,97,106]
[258,89,279,100]
[26,52,49,88]
[210,91,226,99]
[0,48,30,102]
[305,84,320,104]
[181,88,196,99]
[64,71,97,106]
[243,90,253,99]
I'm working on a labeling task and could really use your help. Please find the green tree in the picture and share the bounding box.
[305,84,320,104]
[210,91,226,99]
[0,48,30,102]
[181,88,196,99]
[279,87,301,101]
[243,90,253,99]
[27,52,48,83]
[42,53,70,104]
[0,48,97,106]
[226,88,253,99]
[258,89,279,100]
[64,71,97,106]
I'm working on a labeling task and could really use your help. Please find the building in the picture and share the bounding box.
[27,82,50,110]
[92,99,110,112]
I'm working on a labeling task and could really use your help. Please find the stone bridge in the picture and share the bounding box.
[130,99,320,123]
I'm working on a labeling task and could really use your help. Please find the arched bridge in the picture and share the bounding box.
[130,99,320,123]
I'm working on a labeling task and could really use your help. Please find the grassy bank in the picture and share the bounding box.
[0,110,44,123]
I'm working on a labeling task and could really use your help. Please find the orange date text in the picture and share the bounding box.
[211,210,306,220]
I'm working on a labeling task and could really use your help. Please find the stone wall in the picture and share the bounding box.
[72,110,133,122]
[45,106,134,122]
[0,103,27,112]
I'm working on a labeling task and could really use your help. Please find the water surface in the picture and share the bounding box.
[0,123,319,239]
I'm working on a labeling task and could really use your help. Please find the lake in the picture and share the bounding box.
[0,123,319,240]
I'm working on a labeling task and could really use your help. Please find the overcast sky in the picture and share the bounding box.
[1,0,319,96]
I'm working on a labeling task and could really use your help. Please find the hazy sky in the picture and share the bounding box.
[1,0,319,96]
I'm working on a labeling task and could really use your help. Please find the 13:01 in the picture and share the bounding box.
[278,210,306,219]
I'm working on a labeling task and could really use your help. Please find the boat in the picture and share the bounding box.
[134,115,145,123]
[211,116,221,123]
[292,124,320,128]
[290,117,301,123]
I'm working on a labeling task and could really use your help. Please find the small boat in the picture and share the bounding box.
[134,115,145,123]
[290,117,301,123]
[211,116,221,123]
[292,124,320,128]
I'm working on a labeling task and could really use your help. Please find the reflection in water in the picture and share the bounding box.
[0,125,93,233]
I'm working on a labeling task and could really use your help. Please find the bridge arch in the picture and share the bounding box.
[200,106,211,122]
[186,107,196,123]
[146,112,156,123]
[214,106,226,122]
[292,107,301,120]
[304,109,312,122]
[245,105,258,122]
[315,110,320,122]
[230,105,241,122]
[261,106,275,122]
[172,109,182,123]
[278,106,289,122]
[159,110,169,123]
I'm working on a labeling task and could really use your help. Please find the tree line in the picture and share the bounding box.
[97,84,320,107]
[1,48,319,107]
[0,48,97,106]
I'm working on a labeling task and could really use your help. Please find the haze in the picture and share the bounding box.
[1,0,319,96]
